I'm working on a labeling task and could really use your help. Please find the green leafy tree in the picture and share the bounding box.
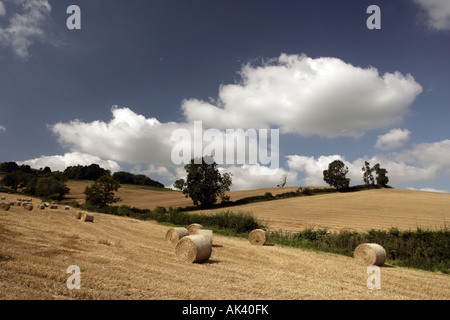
[0,161,19,173]
[362,161,375,186]
[178,156,232,207]
[373,163,389,187]
[34,177,70,200]
[1,171,32,191]
[84,175,121,207]
[173,179,185,191]
[323,160,350,191]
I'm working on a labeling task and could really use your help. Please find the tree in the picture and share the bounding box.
[0,161,19,173]
[34,176,70,200]
[178,156,232,207]
[84,175,121,207]
[373,163,389,187]
[323,160,350,190]
[64,164,110,180]
[362,161,375,186]
[1,171,28,191]
[277,174,287,188]
[173,179,185,191]
[112,171,164,188]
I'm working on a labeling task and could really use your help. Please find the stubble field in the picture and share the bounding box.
[1,187,449,300]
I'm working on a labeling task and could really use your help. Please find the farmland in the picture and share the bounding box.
[1,186,449,300]
[67,181,450,232]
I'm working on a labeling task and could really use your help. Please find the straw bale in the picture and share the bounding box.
[0,203,10,211]
[248,229,268,246]
[187,223,204,235]
[81,212,94,222]
[165,227,189,245]
[354,243,387,266]
[175,234,212,263]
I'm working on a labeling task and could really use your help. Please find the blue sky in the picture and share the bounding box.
[0,0,449,192]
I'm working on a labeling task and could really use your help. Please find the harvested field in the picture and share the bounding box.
[66,181,300,210]
[193,189,450,232]
[0,193,449,300]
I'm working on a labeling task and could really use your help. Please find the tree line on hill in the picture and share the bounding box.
[0,162,164,201]
[322,160,389,191]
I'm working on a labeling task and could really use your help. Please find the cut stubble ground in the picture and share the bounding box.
[1,193,449,300]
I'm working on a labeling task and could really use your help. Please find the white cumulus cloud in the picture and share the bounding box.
[18,152,121,173]
[375,128,411,150]
[395,139,450,166]
[50,106,188,166]
[182,53,422,138]
[413,0,450,31]
[0,125,6,133]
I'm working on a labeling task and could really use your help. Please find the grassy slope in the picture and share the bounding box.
[0,192,449,300]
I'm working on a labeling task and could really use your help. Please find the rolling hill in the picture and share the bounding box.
[0,192,449,300]
[66,181,450,232]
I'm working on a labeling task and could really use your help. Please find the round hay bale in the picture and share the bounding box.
[248,229,268,246]
[39,204,45,210]
[0,203,11,211]
[197,229,213,245]
[165,227,189,245]
[44,202,50,207]
[17,201,21,206]
[187,223,204,235]
[50,204,58,209]
[9,201,15,206]
[65,206,70,210]
[24,203,33,211]
[354,243,387,266]
[73,211,83,219]
[175,234,212,263]
[81,212,94,222]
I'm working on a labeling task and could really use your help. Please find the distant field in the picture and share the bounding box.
[1,192,449,300]
[193,189,450,232]
[66,181,450,233]
[66,181,300,210]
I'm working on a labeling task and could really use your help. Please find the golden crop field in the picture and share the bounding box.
[67,181,450,232]
[1,192,449,300]
[193,188,450,232]
[65,181,301,210]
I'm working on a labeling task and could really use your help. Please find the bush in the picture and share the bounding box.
[117,205,131,216]
[269,226,449,273]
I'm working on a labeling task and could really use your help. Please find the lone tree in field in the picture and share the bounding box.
[84,175,121,207]
[323,160,350,191]
[177,156,232,207]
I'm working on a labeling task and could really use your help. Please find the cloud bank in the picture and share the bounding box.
[50,106,187,166]
[28,53,438,190]
[286,139,450,188]
[183,54,422,138]
[18,152,121,173]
